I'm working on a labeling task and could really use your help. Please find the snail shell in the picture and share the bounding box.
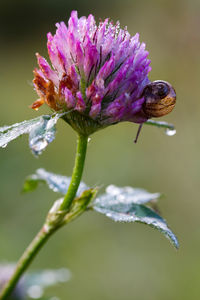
[142,80,176,118]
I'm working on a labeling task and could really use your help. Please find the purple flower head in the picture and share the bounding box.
[32,11,175,135]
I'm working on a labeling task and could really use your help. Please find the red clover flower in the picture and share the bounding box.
[32,11,176,135]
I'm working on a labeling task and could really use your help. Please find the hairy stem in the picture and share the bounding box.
[0,134,88,300]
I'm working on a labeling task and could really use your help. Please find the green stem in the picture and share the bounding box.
[0,227,53,300]
[60,134,88,211]
[0,134,88,300]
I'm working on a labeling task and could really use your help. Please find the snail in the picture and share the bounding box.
[142,80,176,118]
[134,80,176,143]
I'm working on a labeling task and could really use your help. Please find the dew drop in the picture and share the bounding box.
[165,128,176,136]
[30,138,48,156]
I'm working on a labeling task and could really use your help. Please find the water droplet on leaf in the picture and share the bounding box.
[165,128,176,136]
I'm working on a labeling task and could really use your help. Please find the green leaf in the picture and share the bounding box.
[93,185,179,249]
[22,176,45,193]
[0,117,41,146]
[23,168,88,196]
[100,185,160,205]
[144,120,176,136]
[0,112,68,156]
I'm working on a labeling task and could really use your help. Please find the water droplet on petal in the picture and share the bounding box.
[165,128,176,136]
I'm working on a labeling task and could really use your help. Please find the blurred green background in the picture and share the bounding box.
[0,0,200,299]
